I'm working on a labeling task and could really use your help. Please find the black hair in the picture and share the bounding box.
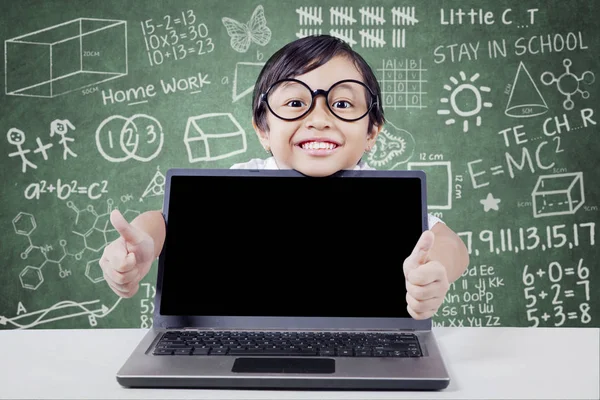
[252,34,385,133]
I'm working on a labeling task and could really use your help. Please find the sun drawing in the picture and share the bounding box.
[437,71,492,133]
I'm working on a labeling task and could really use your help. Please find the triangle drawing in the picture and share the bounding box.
[233,62,265,102]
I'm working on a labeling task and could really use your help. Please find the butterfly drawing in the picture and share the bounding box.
[222,5,272,53]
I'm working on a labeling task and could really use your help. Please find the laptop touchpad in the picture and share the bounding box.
[232,357,335,374]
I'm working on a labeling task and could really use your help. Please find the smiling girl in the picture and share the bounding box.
[99,35,469,320]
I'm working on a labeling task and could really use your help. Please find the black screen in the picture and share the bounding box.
[159,173,423,318]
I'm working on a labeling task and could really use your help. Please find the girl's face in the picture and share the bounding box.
[253,55,381,177]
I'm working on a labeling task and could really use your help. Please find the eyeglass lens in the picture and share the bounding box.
[266,80,371,120]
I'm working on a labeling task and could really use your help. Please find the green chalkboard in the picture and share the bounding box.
[1,0,598,330]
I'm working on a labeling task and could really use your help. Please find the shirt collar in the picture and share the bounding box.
[263,157,371,171]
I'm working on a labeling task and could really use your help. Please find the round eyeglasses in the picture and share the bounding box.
[260,79,378,122]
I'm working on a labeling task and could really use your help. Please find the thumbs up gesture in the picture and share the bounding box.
[99,210,156,298]
[403,230,450,320]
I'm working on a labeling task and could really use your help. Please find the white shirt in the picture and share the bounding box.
[231,157,444,230]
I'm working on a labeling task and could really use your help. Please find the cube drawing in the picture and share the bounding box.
[532,172,584,217]
[5,18,127,97]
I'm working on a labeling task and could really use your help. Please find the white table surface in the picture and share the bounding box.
[0,327,598,400]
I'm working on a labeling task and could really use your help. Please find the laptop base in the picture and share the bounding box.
[116,328,450,391]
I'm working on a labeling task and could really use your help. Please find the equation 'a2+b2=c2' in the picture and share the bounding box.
[24,179,109,200]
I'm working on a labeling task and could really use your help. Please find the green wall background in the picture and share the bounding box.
[1,0,598,329]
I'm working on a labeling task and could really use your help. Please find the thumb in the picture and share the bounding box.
[110,209,145,246]
[404,230,435,274]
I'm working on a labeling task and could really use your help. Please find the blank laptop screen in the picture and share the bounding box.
[159,173,424,319]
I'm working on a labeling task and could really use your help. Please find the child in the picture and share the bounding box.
[99,35,469,320]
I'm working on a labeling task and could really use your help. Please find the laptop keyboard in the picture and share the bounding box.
[153,330,422,357]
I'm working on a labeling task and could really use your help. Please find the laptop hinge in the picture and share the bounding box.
[173,327,420,332]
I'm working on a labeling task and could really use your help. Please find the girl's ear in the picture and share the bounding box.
[366,123,382,151]
[252,118,271,151]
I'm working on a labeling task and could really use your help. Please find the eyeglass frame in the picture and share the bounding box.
[259,78,379,122]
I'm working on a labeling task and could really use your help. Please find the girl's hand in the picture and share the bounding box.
[403,230,450,320]
[99,210,155,298]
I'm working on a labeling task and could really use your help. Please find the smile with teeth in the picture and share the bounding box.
[300,141,338,150]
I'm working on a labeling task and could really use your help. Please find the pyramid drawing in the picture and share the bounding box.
[140,168,165,202]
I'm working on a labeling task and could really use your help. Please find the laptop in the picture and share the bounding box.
[116,167,451,390]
